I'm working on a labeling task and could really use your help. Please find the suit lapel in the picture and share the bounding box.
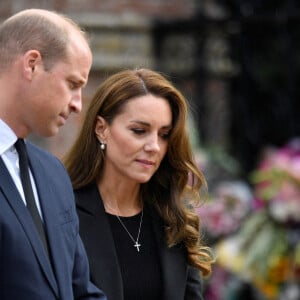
[76,185,124,300]
[0,157,59,297]
[149,206,187,300]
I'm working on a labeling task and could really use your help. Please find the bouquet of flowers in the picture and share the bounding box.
[196,180,252,243]
[194,139,300,299]
[224,138,300,299]
[196,180,263,300]
[252,138,300,224]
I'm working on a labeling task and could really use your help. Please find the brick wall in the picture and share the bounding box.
[0,0,196,19]
[0,0,197,158]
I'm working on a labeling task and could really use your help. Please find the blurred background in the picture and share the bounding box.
[1,1,299,299]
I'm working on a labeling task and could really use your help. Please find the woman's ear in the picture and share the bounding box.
[95,116,108,141]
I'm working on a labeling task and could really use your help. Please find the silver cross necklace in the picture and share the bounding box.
[104,202,143,252]
[115,210,143,252]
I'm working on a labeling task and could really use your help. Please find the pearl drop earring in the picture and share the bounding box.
[100,141,106,150]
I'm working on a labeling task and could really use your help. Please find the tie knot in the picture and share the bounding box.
[15,138,27,159]
[15,138,25,149]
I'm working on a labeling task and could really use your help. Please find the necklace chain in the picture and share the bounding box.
[104,202,143,252]
[116,210,143,252]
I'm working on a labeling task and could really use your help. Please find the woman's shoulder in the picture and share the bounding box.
[74,183,101,210]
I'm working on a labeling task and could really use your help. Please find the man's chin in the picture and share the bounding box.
[34,127,60,138]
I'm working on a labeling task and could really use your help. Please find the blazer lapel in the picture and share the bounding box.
[75,184,124,300]
[0,157,59,297]
[149,206,187,300]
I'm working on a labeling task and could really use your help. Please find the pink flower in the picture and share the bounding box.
[196,181,252,238]
[251,138,300,223]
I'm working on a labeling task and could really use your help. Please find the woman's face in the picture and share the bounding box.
[95,94,172,183]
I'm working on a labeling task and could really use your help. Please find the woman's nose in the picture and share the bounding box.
[144,135,160,152]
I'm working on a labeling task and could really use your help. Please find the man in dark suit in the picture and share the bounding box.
[0,9,106,300]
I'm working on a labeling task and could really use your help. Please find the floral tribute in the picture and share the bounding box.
[200,138,300,300]
[241,138,300,299]
[196,180,252,242]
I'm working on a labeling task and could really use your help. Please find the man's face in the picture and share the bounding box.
[23,37,92,137]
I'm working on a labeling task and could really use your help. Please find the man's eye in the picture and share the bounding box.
[69,81,78,90]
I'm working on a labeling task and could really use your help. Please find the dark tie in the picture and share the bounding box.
[15,138,50,257]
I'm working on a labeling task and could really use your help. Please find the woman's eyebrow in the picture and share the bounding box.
[130,120,172,129]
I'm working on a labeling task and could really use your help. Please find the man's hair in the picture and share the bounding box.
[0,9,87,72]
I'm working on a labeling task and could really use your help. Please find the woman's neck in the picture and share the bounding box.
[97,179,142,217]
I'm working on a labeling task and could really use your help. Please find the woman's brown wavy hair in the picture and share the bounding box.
[63,68,214,276]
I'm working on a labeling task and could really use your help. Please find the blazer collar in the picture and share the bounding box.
[0,156,59,297]
[27,143,84,298]
[147,204,187,300]
[76,184,124,300]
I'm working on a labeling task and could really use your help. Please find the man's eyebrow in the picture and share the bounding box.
[69,74,87,87]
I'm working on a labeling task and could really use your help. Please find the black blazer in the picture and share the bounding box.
[75,184,204,300]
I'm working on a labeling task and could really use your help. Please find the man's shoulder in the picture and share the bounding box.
[26,141,69,182]
[26,141,62,165]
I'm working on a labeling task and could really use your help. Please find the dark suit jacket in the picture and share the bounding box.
[75,184,204,300]
[0,141,106,300]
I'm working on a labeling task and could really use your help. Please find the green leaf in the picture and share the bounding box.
[241,222,279,277]
[238,210,269,249]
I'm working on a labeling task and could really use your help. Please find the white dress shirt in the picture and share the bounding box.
[0,118,43,217]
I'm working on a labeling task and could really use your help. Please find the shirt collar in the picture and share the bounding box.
[0,118,18,156]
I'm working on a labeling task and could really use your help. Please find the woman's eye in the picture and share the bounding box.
[160,132,170,140]
[131,128,145,135]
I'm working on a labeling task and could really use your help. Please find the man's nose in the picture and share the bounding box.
[70,90,82,113]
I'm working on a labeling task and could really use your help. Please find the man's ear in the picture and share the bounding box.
[22,50,42,80]
[95,116,108,141]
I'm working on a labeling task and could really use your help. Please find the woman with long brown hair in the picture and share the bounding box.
[64,68,214,300]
